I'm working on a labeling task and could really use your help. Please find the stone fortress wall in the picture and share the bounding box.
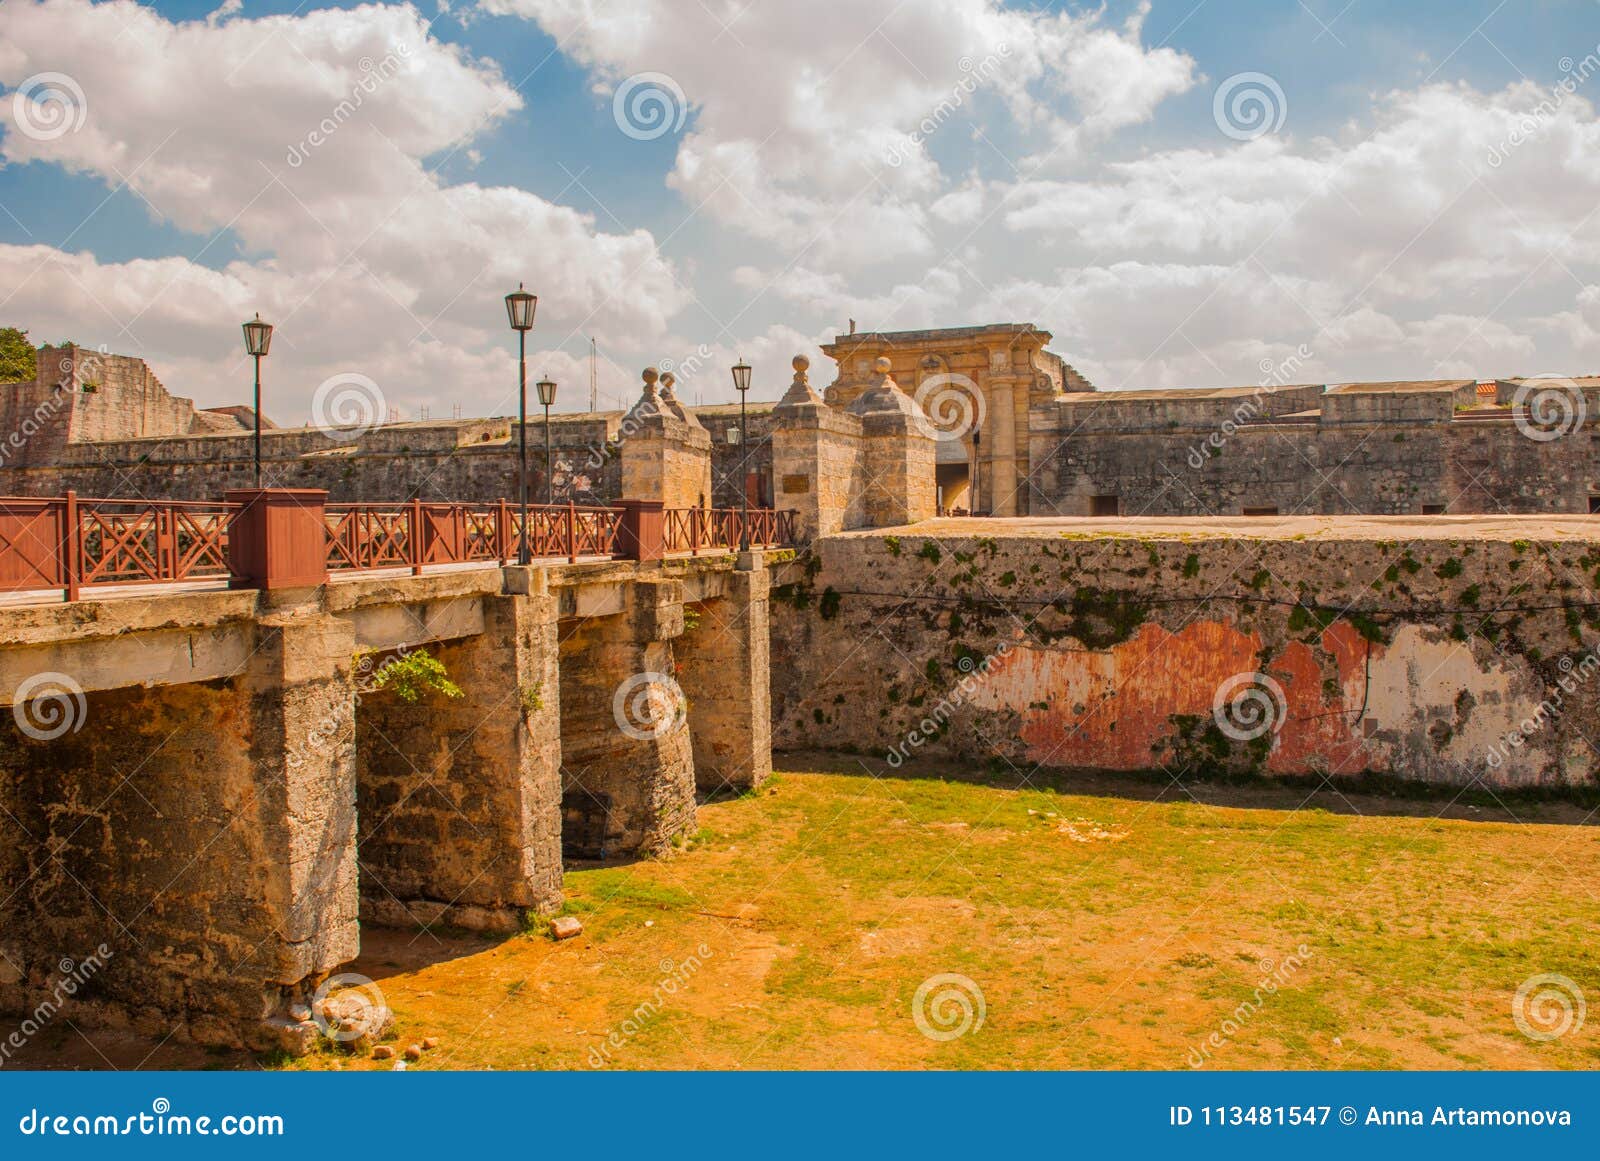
[1,329,1598,519]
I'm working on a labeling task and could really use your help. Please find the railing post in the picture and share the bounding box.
[157,501,175,580]
[566,500,577,563]
[409,497,423,575]
[224,488,330,590]
[63,490,80,603]
[496,498,509,564]
[614,499,665,562]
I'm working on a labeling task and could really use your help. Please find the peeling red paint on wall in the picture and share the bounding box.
[977,620,1383,774]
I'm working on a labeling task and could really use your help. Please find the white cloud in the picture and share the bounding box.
[0,0,686,418]
[483,0,1196,265]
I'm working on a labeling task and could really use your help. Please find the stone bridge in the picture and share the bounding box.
[0,549,787,1053]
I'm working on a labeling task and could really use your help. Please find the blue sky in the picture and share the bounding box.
[1,0,1598,422]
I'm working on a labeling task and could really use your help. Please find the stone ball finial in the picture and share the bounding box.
[874,355,893,375]
[642,366,659,386]
[793,353,810,372]
[660,371,676,393]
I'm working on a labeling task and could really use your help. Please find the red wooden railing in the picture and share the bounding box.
[324,500,624,573]
[0,492,801,599]
[662,507,798,555]
[0,493,234,600]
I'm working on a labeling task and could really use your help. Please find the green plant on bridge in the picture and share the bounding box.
[356,647,464,702]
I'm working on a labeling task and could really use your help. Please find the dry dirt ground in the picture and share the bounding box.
[18,755,1600,1070]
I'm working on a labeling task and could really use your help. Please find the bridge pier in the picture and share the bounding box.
[354,577,563,932]
[678,555,773,795]
[0,609,360,1051]
[557,576,697,858]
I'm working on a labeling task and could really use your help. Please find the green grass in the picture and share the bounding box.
[264,761,1599,1072]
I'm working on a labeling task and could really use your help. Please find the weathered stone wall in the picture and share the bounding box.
[770,521,1600,790]
[677,563,773,794]
[556,580,698,856]
[1028,411,1599,517]
[0,612,360,1050]
[354,590,563,933]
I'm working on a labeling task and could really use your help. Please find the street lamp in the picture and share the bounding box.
[504,284,537,564]
[241,313,273,488]
[731,357,752,551]
[537,374,557,506]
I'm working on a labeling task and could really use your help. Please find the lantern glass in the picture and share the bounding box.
[242,313,273,357]
[536,376,557,408]
[730,358,752,394]
[505,284,537,332]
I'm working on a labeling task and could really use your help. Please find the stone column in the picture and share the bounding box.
[620,367,714,509]
[769,354,863,539]
[354,571,564,932]
[847,357,937,528]
[244,610,362,1050]
[676,554,771,794]
[557,577,697,856]
[986,376,1019,517]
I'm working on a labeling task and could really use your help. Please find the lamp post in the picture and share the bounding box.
[241,314,273,487]
[504,284,537,564]
[731,357,752,551]
[537,374,557,505]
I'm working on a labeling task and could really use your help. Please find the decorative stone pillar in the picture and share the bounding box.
[847,356,937,528]
[619,367,714,509]
[769,354,863,540]
[985,377,1019,517]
